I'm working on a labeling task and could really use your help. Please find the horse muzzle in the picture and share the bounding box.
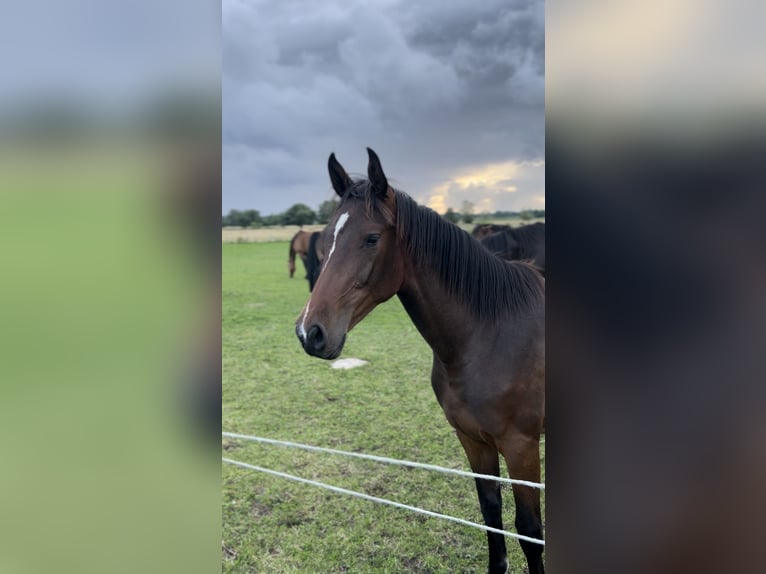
[296,322,346,360]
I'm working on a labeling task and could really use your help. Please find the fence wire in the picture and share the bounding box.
[223,456,545,546]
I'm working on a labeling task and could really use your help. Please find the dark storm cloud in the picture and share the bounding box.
[223,0,544,213]
[402,0,544,106]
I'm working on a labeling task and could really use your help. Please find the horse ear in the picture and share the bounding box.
[366,147,389,198]
[328,153,353,197]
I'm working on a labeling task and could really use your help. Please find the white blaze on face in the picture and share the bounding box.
[298,298,311,340]
[324,211,350,268]
[298,211,350,339]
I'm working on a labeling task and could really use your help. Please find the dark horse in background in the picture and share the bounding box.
[304,228,328,291]
[480,222,545,275]
[471,223,511,240]
[288,230,311,278]
[296,149,545,574]
[289,228,328,291]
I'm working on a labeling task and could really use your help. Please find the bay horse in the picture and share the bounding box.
[288,230,312,278]
[295,149,545,574]
[480,223,546,275]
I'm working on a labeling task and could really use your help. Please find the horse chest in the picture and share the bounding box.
[430,364,508,440]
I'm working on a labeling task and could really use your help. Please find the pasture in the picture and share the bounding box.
[223,225,327,244]
[222,241,545,573]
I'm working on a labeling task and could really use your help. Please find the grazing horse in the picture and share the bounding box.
[296,149,545,574]
[288,230,312,278]
[480,222,546,275]
[471,223,511,240]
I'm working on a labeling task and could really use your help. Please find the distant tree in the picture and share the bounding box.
[444,208,460,224]
[223,209,246,228]
[520,209,534,221]
[222,208,262,228]
[282,203,316,226]
[317,199,340,224]
[244,209,262,228]
[261,213,283,226]
[461,200,475,224]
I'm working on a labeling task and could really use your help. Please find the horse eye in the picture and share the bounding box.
[365,234,380,246]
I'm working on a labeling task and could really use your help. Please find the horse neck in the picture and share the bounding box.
[389,192,540,362]
[396,260,477,365]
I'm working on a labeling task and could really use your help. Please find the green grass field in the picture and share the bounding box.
[222,242,545,573]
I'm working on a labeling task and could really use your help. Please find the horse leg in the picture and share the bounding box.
[501,434,544,574]
[456,429,508,574]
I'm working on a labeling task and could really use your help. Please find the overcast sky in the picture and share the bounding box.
[223,0,544,215]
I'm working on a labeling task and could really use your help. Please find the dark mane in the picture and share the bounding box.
[342,179,383,218]
[480,230,517,257]
[395,192,543,319]
[341,179,543,320]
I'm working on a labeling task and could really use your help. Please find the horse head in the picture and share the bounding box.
[296,148,405,359]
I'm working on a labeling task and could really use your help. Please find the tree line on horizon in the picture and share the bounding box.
[222,199,544,228]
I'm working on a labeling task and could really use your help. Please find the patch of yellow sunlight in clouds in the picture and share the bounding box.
[425,159,544,213]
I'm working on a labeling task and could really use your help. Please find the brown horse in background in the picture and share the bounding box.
[288,230,312,278]
[296,149,545,574]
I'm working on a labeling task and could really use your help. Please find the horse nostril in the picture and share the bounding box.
[307,324,325,350]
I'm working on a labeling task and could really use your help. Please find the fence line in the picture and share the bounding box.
[222,432,545,490]
[223,457,545,546]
